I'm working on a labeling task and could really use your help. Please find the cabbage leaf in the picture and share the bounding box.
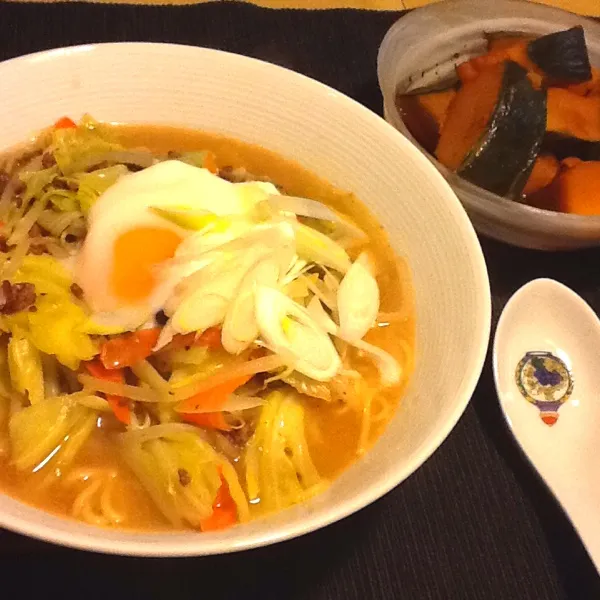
[19,167,58,204]
[9,394,97,471]
[76,164,129,214]
[8,330,44,405]
[51,123,125,176]
[120,425,249,528]
[2,255,99,369]
[244,391,324,513]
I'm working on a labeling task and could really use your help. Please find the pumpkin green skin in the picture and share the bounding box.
[543,133,600,162]
[458,61,547,199]
[527,26,592,84]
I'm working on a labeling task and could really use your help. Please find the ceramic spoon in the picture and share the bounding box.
[493,278,600,572]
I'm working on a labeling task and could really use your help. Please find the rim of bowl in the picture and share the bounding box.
[0,42,491,556]
[377,0,600,233]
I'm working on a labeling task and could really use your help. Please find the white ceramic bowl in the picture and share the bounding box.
[378,0,600,251]
[0,43,491,556]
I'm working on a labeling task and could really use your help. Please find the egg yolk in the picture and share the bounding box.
[111,227,182,303]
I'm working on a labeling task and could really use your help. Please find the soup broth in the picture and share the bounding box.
[0,122,414,531]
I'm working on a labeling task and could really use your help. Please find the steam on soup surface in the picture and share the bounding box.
[0,116,414,531]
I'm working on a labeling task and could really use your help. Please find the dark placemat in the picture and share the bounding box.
[0,3,599,599]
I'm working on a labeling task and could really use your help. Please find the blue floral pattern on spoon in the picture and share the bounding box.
[515,351,573,426]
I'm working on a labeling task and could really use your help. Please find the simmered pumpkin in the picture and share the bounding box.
[401,26,600,214]
[543,132,600,162]
[437,64,506,170]
[557,160,600,215]
[528,26,592,84]
[488,35,532,53]
[561,157,583,170]
[566,67,600,96]
[456,39,536,85]
[547,88,600,142]
[523,154,560,196]
[540,88,600,162]
[437,61,546,197]
[458,27,592,87]
[396,88,457,154]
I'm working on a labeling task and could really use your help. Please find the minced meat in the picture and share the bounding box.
[0,280,36,314]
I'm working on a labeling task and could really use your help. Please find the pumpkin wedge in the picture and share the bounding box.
[523,154,560,196]
[397,88,456,153]
[557,160,600,215]
[456,39,536,84]
[566,67,600,96]
[528,26,592,84]
[547,88,600,142]
[437,60,547,197]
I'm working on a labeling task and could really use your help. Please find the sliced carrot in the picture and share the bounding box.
[85,359,123,383]
[84,360,130,425]
[200,475,237,532]
[523,154,560,196]
[160,327,223,353]
[176,374,252,414]
[181,411,232,431]
[100,328,161,369]
[195,327,222,349]
[54,116,77,129]
[106,396,132,426]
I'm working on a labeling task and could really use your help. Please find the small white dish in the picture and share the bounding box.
[0,43,491,555]
[494,278,600,571]
[378,0,600,250]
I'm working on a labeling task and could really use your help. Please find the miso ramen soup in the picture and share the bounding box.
[0,116,414,531]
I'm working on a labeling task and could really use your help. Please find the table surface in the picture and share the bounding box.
[1,3,600,599]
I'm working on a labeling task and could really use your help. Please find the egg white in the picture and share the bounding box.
[76,161,279,333]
